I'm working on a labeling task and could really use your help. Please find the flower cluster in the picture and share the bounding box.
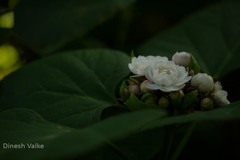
[119,52,230,114]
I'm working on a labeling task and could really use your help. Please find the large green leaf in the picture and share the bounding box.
[0,108,166,160]
[142,101,240,131]
[13,0,136,55]
[139,1,240,77]
[0,49,130,128]
[0,108,72,145]
[0,101,239,160]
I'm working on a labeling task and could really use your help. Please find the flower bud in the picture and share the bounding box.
[212,90,230,106]
[188,70,194,76]
[172,51,191,66]
[141,94,158,105]
[200,97,214,110]
[128,84,140,96]
[191,73,214,93]
[169,90,184,101]
[169,90,184,107]
[158,97,170,108]
[213,81,222,91]
[140,80,153,93]
[119,80,130,101]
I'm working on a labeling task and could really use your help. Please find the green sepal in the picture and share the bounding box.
[141,93,158,105]
[169,91,184,109]
[119,79,129,102]
[130,50,135,58]
[189,54,200,74]
[158,97,170,108]
[125,94,162,111]
[182,90,199,110]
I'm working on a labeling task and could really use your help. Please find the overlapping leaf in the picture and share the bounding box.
[0,49,130,128]
[0,101,240,160]
[13,0,136,55]
[139,1,240,77]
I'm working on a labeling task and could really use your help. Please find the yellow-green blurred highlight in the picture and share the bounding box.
[8,0,21,10]
[0,11,14,28]
[0,44,21,80]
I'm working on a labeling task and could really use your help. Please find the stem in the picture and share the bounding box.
[169,122,196,160]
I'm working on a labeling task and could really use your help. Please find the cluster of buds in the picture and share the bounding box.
[119,52,230,115]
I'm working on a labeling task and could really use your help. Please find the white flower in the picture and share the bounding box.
[191,73,214,93]
[172,51,191,66]
[145,60,192,92]
[213,81,222,91]
[128,55,168,76]
[212,90,230,106]
[211,81,230,106]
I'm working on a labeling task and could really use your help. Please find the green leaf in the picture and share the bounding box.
[0,108,166,160]
[0,108,72,145]
[0,49,130,128]
[113,128,166,160]
[0,101,240,160]
[143,101,240,131]
[13,0,137,55]
[0,108,73,160]
[139,1,240,77]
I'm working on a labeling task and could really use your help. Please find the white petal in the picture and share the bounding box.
[214,81,222,91]
[212,90,230,106]
[160,84,185,92]
[146,84,162,90]
[174,76,192,86]
[141,56,191,92]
